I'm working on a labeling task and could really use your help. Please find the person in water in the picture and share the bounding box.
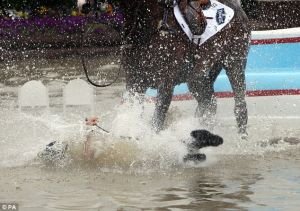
[38,117,101,163]
[38,116,224,164]
[83,116,100,160]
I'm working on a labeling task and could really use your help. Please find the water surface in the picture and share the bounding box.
[0,58,300,211]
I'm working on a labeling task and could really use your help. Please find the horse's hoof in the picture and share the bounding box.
[240,134,248,140]
[151,119,163,134]
[238,128,248,140]
[239,131,248,140]
[183,153,206,163]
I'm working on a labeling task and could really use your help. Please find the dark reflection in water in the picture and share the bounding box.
[151,162,266,210]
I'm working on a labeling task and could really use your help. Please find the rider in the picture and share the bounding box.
[38,117,103,163]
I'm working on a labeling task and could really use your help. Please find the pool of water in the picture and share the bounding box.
[1,58,300,211]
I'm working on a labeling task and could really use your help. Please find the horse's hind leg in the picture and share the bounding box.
[224,59,248,135]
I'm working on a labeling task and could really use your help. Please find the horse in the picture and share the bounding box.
[119,0,251,136]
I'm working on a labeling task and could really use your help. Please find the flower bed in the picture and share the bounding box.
[0,12,124,50]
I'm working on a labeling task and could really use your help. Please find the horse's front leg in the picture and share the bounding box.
[187,74,217,130]
[152,83,174,132]
[224,59,248,136]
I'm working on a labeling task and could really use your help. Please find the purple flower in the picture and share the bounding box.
[0,12,124,39]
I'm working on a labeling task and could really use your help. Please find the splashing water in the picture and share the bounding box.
[1,90,299,171]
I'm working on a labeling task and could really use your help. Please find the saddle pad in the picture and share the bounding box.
[174,0,234,46]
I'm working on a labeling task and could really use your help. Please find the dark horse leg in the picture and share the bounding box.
[187,63,222,129]
[152,83,174,132]
[224,59,248,136]
[189,59,248,136]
